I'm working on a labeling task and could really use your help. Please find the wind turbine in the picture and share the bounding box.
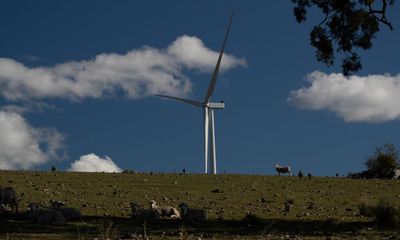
[156,14,233,174]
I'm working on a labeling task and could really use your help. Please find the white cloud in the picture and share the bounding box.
[68,153,122,173]
[167,35,247,72]
[0,111,65,170]
[288,71,400,122]
[0,36,246,102]
[0,102,56,114]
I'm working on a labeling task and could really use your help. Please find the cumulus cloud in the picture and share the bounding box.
[167,35,247,72]
[68,153,122,173]
[288,71,400,122]
[0,36,246,102]
[0,111,65,170]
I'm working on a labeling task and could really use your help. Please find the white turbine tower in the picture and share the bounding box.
[157,14,233,174]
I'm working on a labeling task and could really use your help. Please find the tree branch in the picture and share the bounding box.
[368,0,393,30]
[317,12,329,27]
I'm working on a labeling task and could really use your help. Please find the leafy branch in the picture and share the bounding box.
[292,0,395,75]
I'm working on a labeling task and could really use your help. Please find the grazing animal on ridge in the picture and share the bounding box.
[150,200,180,219]
[0,187,19,213]
[275,163,292,176]
[298,170,304,179]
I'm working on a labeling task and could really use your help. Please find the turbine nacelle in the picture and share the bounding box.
[207,102,225,109]
[156,95,225,110]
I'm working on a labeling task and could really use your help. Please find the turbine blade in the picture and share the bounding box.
[204,12,234,103]
[156,94,203,107]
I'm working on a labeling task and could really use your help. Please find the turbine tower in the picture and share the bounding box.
[156,14,233,174]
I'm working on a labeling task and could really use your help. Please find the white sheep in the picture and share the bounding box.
[50,200,83,221]
[0,187,19,213]
[275,163,292,176]
[28,202,65,225]
[130,202,160,222]
[150,200,180,219]
[177,203,207,222]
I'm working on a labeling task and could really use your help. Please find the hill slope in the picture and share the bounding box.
[1,171,399,239]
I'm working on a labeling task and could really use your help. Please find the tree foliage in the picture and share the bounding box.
[365,143,399,179]
[291,0,395,75]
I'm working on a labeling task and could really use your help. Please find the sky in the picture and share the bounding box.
[0,0,400,175]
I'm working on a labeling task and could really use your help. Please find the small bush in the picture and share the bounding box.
[365,143,399,179]
[325,217,339,230]
[374,200,400,227]
[242,213,263,225]
[359,200,400,227]
[349,143,400,179]
[358,202,374,217]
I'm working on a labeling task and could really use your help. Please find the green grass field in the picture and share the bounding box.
[1,170,399,239]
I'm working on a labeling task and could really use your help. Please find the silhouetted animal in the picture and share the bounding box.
[28,202,65,224]
[130,202,160,222]
[50,200,82,221]
[298,170,304,179]
[178,203,207,222]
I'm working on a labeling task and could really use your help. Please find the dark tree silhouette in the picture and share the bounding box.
[366,143,399,179]
[291,0,395,75]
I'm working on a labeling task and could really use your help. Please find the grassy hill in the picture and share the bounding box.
[1,170,399,239]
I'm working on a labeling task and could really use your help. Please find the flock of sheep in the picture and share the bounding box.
[1,186,207,225]
[0,186,83,224]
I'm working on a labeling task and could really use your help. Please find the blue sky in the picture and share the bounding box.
[0,1,399,175]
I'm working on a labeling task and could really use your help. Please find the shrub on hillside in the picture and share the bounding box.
[122,169,137,174]
[365,143,399,179]
[349,143,400,179]
[374,201,400,227]
[242,213,263,226]
[358,202,374,217]
[358,200,400,227]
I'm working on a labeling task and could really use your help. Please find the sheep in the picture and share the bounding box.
[275,163,292,176]
[177,203,207,222]
[50,200,82,221]
[298,170,304,179]
[150,200,180,219]
[28,202,65,224]
[130,202,160,222]
[0,187,19,213]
